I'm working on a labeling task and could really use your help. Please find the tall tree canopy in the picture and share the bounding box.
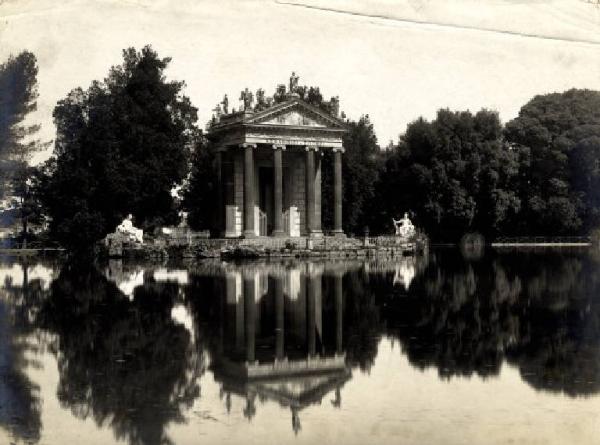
[0,51,42,164]
[0,51,48,246]
[505,89,600,234]
[39,46,197,251]
[375,109,521,240]
[339,115,381,234]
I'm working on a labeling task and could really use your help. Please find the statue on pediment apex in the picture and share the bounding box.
[289,71,299,93]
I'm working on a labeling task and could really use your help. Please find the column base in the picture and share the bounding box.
[272,230,286,238]
[308,230,324,238]
[331,230,346,238]
[243,230,257,238]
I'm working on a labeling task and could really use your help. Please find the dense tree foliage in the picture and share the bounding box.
[182,137,217,231]
[339,115,381,234]
[375,109,521,240]
[505,89,600,235]
[38,46,197,251]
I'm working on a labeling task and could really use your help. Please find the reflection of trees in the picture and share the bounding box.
[505,251,600,396]
[0,260,47,443]
[335,271,382,372]
[381,249,600,396]
[35,262,203,445]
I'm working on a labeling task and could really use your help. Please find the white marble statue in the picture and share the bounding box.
[116,214,144,243]
[392,213,415,238]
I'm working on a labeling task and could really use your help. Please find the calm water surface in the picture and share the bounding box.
[1,248,600,445]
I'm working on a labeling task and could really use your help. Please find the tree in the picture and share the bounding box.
[182,136,218,231]
[0,51,43,164]
[505,89,600,234]
[376,109,521,241]
[0,51,48,246]
[338,115,381,234]
[40,46,197,251]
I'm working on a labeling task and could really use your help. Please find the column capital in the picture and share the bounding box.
[305,145,319,152]
[332,147,345,153]
[240,143,257,149]
[272,144,286,150]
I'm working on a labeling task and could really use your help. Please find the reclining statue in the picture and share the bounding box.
[392,213,415,239]
[116,214,144,244]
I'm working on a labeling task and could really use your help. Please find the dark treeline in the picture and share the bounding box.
[3,45,600,249]
[373,90,600,241]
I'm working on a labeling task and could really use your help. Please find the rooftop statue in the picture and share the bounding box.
[289,71,299,94]
[221,94,229,114]
[330,96,340,117]
[240,88,254,111]
[392,212,415,239]
[255,88,267,111]
[116,214,144,244]
[212,103,222,118]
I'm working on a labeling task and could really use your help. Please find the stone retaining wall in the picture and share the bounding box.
[117,235,424,261]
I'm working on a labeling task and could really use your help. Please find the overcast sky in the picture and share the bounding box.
[1,0,600,164]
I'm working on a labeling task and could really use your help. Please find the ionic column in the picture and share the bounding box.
[333,148,344,235]
[272,145,285,237]
[274,276,285,360]
[215,150,224,235]
[314,151,322,234]
[243,143,256,238]
[305,147,316,236]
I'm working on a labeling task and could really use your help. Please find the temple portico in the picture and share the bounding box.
[207,79,347,238]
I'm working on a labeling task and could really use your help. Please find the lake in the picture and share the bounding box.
[1,248,600,445]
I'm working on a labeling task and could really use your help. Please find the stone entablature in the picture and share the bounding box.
[209,98,346,149]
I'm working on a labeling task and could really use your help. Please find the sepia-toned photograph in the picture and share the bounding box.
[2,1,600,444]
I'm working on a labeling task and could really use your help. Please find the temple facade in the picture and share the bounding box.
[207,86,347,238]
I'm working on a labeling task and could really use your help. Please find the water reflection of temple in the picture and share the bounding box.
[204,262,352,433]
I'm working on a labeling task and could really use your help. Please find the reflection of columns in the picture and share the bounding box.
[333,148,343,235]
[305,147,315,235]
[244,274,256,362]
[233,275,245,352]
[243,143,257,238]
[307,273,316,357]
[272,145,285,237]
[306,269,322,357]
[218,279,224,354]
[335,273,343,354]
[216,150,223,233]
[274,276,285,360]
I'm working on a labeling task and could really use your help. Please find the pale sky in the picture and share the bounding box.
[1,0,600,164]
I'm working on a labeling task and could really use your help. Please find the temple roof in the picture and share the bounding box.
[207,96,347,137]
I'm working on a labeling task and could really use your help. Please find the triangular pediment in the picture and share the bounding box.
[247,99,345,129]
[261,109,326,127]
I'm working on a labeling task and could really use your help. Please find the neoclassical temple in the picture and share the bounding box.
[207,77,347,238]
